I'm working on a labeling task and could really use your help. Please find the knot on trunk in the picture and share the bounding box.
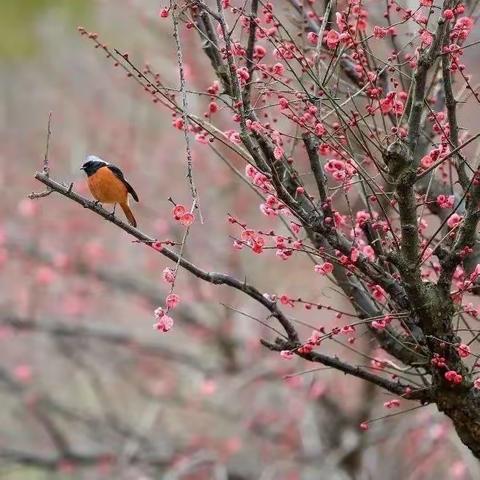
[384,140,413,178]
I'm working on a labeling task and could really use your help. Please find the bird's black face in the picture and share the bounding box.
[81,159,107,177]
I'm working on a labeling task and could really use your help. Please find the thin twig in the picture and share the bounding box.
[172,9,203,222]
[43,111,52,176]
[28,112,54,199]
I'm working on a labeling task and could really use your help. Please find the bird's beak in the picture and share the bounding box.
[80,166,85,171]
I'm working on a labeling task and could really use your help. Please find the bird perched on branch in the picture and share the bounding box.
[81,155,139,227]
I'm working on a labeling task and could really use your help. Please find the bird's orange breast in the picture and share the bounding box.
[87,166,128,204]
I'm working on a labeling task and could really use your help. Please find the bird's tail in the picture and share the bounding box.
[120,202,137,227]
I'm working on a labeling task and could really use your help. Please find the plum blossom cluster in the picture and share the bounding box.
[153,269,181,333]
[228,214,305,257]
[383,399,400,409]
[281,329,323,359]
[172,204,195,227]
[324,158,356,183]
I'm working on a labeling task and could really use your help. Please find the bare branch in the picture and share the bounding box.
[32,172,299,343]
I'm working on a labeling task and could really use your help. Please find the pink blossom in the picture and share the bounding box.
[253,45,266,60]
[232,240,244,250]
[371,358,386,370]
[325,30,340,49]
[154,315,174,332]
[180,212,195,226]
[443,9,454,20]
[420,30,433,46]
[447,213,463,229]
[315,123,326,136]
[307,32,319,45]
[225,129,241,144]
[172,118,185,130]
[280,350,294,359]
[172,204,186,219]
[325,159,355,181]
[420,154,434,169]
[290,222,301,234]
[298,343,313,353]
[380,96,393,114]
[373,26,388,39]
[237,67,250,82]
[245,164,257,178]
[260,203,276,217]
[457,344,471,358]
[278,97,289,110]
[273,146,284,159]
[207,81,220,95]
[272,63,285,75]
[166,293,180,309]
[276,249,290,260]
[279,294,294,306]
[437,194,455,209]
[152,241,163,251]
[308,330,322,345]
[371,284,386,301]
[163,267,176,284]
[452,16,474,41]
[341,325,356,335]
[384,399,400,409]
[335,12,346,32]
[314,262,334,275]
[371,320,386,330]
[356,211,371,226]
[444,370,463,384]
[208,101,219,113]
[251,239,264,254]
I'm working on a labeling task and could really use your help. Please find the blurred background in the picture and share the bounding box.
[1,1,479,479]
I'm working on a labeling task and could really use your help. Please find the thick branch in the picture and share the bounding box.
[261,338,430,401]
[302,133,329,208]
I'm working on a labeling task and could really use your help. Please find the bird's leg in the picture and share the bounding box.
[108,203,117,220]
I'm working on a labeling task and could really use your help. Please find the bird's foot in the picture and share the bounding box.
[106,204,117,221]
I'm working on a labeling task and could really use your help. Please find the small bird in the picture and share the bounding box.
[81,155,139,227]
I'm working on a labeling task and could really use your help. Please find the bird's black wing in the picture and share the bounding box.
[107,164,139,202]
